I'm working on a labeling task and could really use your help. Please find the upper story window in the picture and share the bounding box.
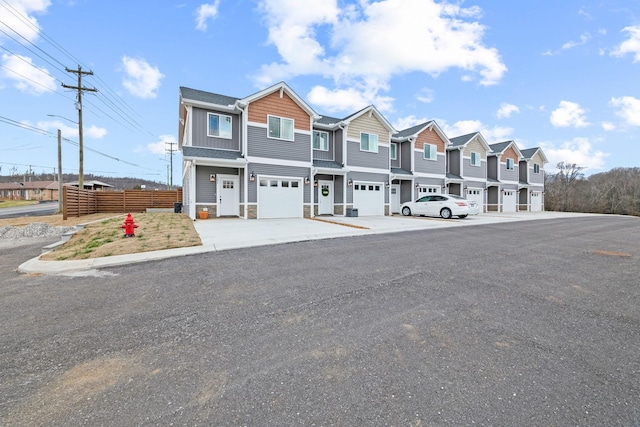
[506,158,514,170]
[268,115,294,141]
[470,152,481,166]
[360,132,378,153]
[313,130,329,151]
[207,113,232,139]
[533,163,540,174]
[390,143,397,160]
[423,143,437,160]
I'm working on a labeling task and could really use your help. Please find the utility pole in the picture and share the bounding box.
[165,142,178,190]
[62,66,97,189]
[57,129,63,213]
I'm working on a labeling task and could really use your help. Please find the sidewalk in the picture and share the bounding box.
[18,212,596,276]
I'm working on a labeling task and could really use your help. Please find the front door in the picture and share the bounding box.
[318,180,333,215]
[217,175,239,216]
[390,184,400,214]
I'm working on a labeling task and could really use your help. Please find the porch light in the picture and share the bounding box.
[209,174,216,182]
[348,179,353,186]
[314,180,318,187]
[385,181,390,188]
[249,172,256,182]
[415,183,420,189]
[305,176,311,185]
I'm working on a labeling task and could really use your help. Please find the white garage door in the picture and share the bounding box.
[531,191,542,211]
[353,182,384,216]
[502,190,517,212]
[466,188,484,212]
[258,177,303,219]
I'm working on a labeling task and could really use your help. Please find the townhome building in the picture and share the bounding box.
[519,147,548,211]
[487,141,523,212]
[390,121,450,213]
[447,132,492,212]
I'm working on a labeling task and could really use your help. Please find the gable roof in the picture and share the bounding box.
[314,114,344,129]
[489,140,523,159]
[240,81,320,120]
[520,147,549,164]
[180,87,240,109]
[341,105,395,133]
[392,120,450,145]
[448,132,491,152]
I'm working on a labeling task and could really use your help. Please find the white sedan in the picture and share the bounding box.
[401,194,472,219]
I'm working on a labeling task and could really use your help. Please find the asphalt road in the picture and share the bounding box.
[1,216,639,426]
[0,201,58,219]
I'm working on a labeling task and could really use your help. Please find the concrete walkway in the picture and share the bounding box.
[18,212,595,276]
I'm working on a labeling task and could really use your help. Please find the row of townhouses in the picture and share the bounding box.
[179,82,548,220]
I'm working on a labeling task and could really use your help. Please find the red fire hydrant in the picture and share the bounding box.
[121,213,138,237]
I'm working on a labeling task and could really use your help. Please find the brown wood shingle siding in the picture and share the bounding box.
[248,91,311,131]
[504,146,519,162]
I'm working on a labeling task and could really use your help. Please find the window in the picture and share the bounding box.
[268,115,294,141]
[506,158,514,170]
[390,143,397,160]
[313,130,329,151]
[418,186,439,194]
[360,132,378,153]
[207,113,232,139]
[423,143,437,160]
[470,152,481,166]
[533,163,540,174]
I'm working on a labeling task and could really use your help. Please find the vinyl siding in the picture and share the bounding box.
[312,130,334,161]
[400,141,412,171]
[415,151,446,174]
[463,158,486,179]
[487,156,498,180]
[347,114,390,144]
[334,129,344,165]
[191,107,241,150]
[347,141,390,169]
[247,163,310,203]
[415,128,446,153]
[529,152,545,185]
[247,125,311,162]
[462,139,487,158]
[247,91,311,131]
[500,163,519,182]
[195,166,243,204]
[448,150,461,176]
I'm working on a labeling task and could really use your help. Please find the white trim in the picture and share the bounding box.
[423,143,437,161]
[206,112,233,139]
[313,130,329,151]
[347,165,392,175]
[359,131,379,153]
[246,156,312,169]
[216,174,240,217]
[390,142,397,160]
[267,115,295,141]
[256,174,304,219]
[248,121,312,136]
[413,171,450,180]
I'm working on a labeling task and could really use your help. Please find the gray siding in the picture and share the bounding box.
[487,157,498,180]
[391,157,400,168]
[334,129,344,165]
[346,141,390,169]
[500,164,519,182]
[192,107,241,150]
[530,168,544,185]
[400,142,412,171]
[313,130,334,161]
[247,163,310,203]
[247,125,311,162]
[519,161,528,182]
[415,152,446,174]
[195,166,243,203]
[463,159,486,179]
[464,180,486,189]
[400,180,413,203]
[448,150,461,175]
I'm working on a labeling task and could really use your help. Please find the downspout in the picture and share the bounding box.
[236,101,248,219]
[339,122,347,215]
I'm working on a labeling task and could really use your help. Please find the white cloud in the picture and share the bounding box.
[256,0,506,112]
[145,134,177,155]
[1,53,56,94]
[439,119,513,142]
[0,0,50,44]
[601,121,616,131]
[561,33,591,50]
[541,138,608,171]
[120,56,164,99]
[195,1,220,32]
[85,125,108,139]
[307,84,394,113]
[611,26,640,62]
[496,103,519,119]
[610,96,640,126]
[38,120,107,140]
[393,115,430,131]
[416,88,434,104]
[550,101,589,128]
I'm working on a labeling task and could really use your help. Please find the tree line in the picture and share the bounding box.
[544,162,640,216]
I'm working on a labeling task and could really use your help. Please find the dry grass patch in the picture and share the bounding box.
[0,212,118,227]
[40,213,201,261]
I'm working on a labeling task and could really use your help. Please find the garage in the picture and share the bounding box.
[258,177,303,219]
[502,190,517,212]
[466,188,484,212]
[353,182,384,216]
[531,191,542,211]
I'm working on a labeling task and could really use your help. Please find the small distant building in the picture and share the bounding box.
[66,180,114,191]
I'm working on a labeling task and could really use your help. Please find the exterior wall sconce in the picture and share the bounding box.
[348,179,353,186]
[385,181,390,188]
[314,180,318,187]
[305,176,310,185]
[209,174,216,182]
[415,183,420,189]
[249,172,256,182]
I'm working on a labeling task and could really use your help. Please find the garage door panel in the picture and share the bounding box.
[503,190,517,212]
[466,189,483,211]
[531,191,542,211]
[353,182,384,216]
[258,178,303,219]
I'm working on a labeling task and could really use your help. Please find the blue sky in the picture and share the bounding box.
[1,0,640,183]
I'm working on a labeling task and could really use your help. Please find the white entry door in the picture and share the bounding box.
[217,175,239,216]
[318,180,333,215]
[390,184,400,213]
[530,191,542,211]
[502,190,517,212]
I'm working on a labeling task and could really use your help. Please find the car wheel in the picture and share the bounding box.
[402,206,412,216]
[459,214,468,218]
[440,208,452,219]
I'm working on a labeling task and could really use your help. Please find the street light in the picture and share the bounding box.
[47,115,78,213]
[47,114,78,125]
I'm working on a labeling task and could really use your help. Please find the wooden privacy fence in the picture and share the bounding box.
[63,186,182,219]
